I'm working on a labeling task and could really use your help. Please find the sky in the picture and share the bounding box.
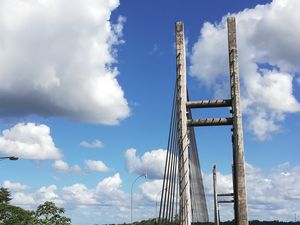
[0,0,300,224]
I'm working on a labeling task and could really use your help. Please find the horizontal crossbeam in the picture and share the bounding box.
[187,118,233,127]
[218,200,234,204]
[218,193,234,197]
[186,99,232,109]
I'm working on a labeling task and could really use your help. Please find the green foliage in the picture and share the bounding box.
[35,201,71,225]
[0,188,71,225]
[133,218,156,225]
[0,204,36,225]
[0,187,12,204]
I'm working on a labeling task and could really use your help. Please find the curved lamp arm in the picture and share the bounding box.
[131,172,147,224]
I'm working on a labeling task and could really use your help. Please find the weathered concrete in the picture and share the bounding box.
[187,99,232,108]
[176,21,192,225]
[227,17,249,225]
[213,165,220,225]
[187,118,233,127]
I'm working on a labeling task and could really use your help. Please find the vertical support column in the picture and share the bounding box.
[213,165,220,225]
[176,21,192,225]
[227,17,249,225]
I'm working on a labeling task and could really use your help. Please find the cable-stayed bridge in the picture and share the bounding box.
[158,17,249,225]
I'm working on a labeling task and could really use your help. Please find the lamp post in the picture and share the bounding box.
[131,172,147,224]
[0,156,18,161]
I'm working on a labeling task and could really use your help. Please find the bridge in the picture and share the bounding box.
[158,17,249,225]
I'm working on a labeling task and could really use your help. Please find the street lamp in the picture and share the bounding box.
[131,172,147,224]
[0,156,18,161]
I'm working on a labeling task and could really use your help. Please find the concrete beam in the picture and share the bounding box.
[187,118,233,127]
[186,99,232,109]
[218,200,234,204]
[217,193,234,197]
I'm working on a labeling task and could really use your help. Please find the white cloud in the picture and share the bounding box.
[5,173,132,224]
[0,123,62,160]
[6,164,300,223]
[85,160,109,172]
[203,171,233,196]
[63,184,97,205]
[96,173,122,192]
[190,0,300,140]
[139,179,163,202]
[80,139,104,149]
[11,192,36,207]
[0,0,129,124]
[35,184,64,206]
[3,180,29,191]
[53,160,69,172]
[124,148,166,179]
[62,173,127,211]
[70,164,82,174]
[53,160,82,174]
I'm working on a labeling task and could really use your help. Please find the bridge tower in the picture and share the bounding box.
[159,17,248,225]
[175,21,192,225]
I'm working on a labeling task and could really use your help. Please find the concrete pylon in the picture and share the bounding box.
[213,164,220,225]
[175,21,192,225]
[227,17,249,225]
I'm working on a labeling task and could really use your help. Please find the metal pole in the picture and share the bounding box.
[131,173,147,224]
[227,17,249,225]
[175,21,192,225]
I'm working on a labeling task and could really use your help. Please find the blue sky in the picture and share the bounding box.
[0,0,300,224]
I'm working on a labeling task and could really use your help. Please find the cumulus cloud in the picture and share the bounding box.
[5,173,138,223]
[53,159,110,174]
[124,148,166,179]
[139,179,163,202]
[6,165,300,222]
[35,184,64,206]
[190,0,300,140]
[85,160,109,172]
[53,160,69,172]
[96,173,122,192]
[0,0,129,124]
[63,184,97,205]
[53,160,82,173]
[11,192,36,207]
[95,173,125,203]
[0,123,62,160]
[3,180,29,191]
[80,139,104,149]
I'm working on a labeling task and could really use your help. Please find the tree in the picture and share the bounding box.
[0,187,36,224]
[35,201,71,225]
[0,187,12,204]
[0,204,36,225]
